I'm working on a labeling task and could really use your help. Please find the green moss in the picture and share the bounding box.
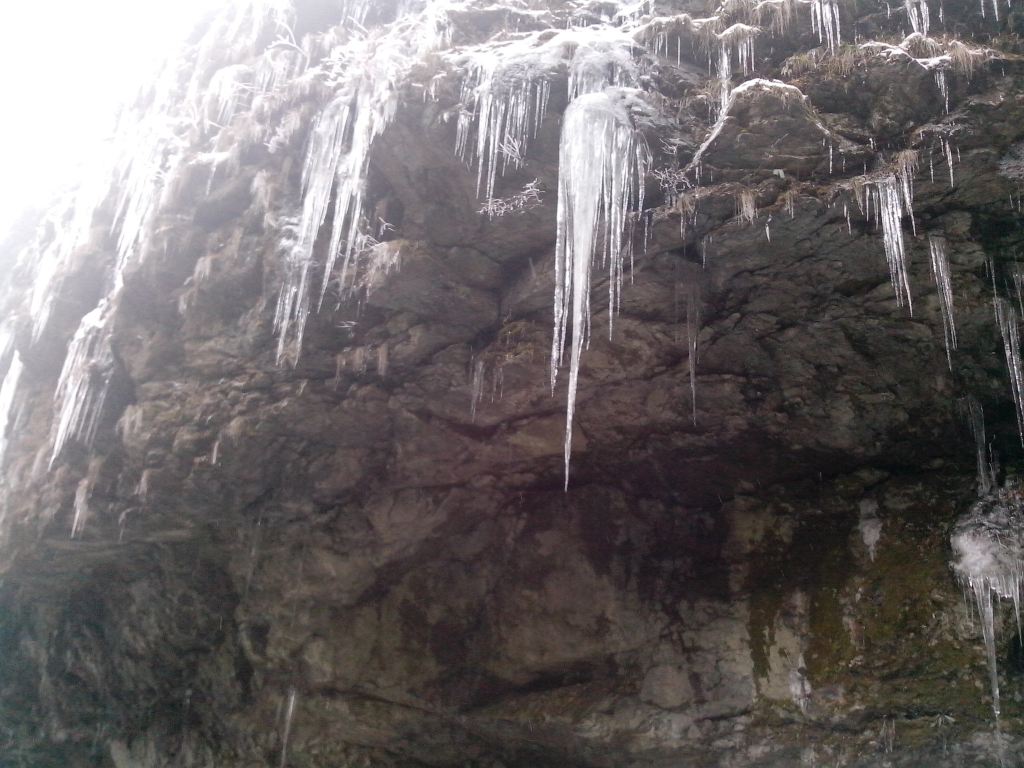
[746,528,788,680]
[745,510,857,683]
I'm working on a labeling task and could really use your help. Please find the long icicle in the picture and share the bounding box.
[928,234,957,368]
[552,89,650,488]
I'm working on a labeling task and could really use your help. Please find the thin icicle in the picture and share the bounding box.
[928,234,957,367]
[943,138,956,187]
[455,62,551,206]
[71,477,90,539]
[810,0,841,52]
[716,24,759,111]
[686,285,700,424]
[994,297,1024,444]
[934,69,949,113]
[959,395,996,495]
[0,353,24,468]
[470,357,486,421]
[551,89,651,488]
[905,0,930,36]
[735,190,757,225]
[279,688,298,768]
[275,7,451,364]
[870,177,914,312]
[894,149,918,236]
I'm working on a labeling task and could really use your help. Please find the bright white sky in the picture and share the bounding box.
[0,0,222,239]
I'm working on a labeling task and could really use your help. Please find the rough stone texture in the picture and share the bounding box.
[3,0,1024,766]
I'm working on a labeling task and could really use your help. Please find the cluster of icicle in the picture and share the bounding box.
[951,481,1024,718]
[16,0,305,468]
[849,151,919,312]
[0,0,1009,494]
[274,1,453,364]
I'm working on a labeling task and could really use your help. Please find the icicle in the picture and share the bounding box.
[455,63,551,206]
[201,64,252,131]
[905,0,931,36]
[869,177,913,312]
[934,69,949,113]
[275,7,451,364]
[810,0,841,52]
[894,150,918,236]
[994,298,1024,444]
[943,138,955,187]
[959,396,995,495]
[928,234,957,368]
[951,484,1024,718]
[784,189,797,219]
[50,300,118,466]
[716,25,759,110]
[736,190,756,225]
[717,40,732,112]
[551,90,651,488]
[71,477,90,539]
[686,285,700,424]
[112,3,277,270]
[279,688,298,768]
[470,357,485,422]
[0,353,24,468]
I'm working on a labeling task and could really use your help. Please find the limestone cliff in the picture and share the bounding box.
[2,0,1024,765]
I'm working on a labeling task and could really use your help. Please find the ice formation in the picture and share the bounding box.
[455,63,551,205]
[867,177,914,312]
[994,298,1024,443]
[50,299,120,465]
[904,0,930,36]
[71,477,91,539]
[810,0,841,52]
[960,395,996,495]
[717,24,759,110]
[858,499,882,561]
[0,353,24,469]
[275,7,452,363]
[927,234,957,367]
[278,687,298,768]
[951,484,1024,717]
[1,0,1006,495]
[551,88,651,487]
[470,357,486,422]
[686,285,701,423]
[453,23,638,212]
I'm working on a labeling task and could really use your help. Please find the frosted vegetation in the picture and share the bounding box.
[0,0,1010,504]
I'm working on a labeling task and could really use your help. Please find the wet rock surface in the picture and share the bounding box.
[2,0,1024,765]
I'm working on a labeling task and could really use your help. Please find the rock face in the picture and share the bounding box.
[3,0,1024,765]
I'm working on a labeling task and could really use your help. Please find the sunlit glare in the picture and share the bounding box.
[0,1,221,239]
